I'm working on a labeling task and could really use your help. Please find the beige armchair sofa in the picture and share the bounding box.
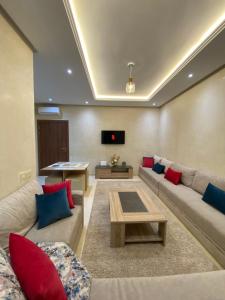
[0,179,83,251]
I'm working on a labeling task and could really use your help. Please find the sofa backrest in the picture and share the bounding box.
[0,179,42,249]
[192,171,225,195]
[171,163,196,187]
[161,158,173,173]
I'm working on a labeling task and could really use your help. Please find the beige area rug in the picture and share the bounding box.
[81,180,219,278]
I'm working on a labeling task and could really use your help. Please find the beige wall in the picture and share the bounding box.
[36,106,160,175]
[0,15,36,198]
[159,67,225,177]
[36,68,225,178]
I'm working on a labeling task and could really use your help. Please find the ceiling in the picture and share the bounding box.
[1,0,225,107]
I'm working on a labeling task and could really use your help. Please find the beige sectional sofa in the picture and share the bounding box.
[0,179,83,251]
[90,270,225,300]
[139,158,225,267]
[1,174,225,299]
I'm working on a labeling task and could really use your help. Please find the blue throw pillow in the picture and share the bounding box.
[35,188,72,229]
[202,183,225,215]
[152,163,165,174]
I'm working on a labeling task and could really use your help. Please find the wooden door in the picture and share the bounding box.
[37,120,69,175]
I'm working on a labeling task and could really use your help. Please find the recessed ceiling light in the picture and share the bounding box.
[85,101,89,104]
[48,98,53,102]
[153,103,156,106]
[67,68,73,75]
[188,73,193,78]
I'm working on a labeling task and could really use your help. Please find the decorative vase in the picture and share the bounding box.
[111,154,120,167]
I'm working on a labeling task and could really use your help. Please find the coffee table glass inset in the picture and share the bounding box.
[118,192,148,213]
[109,189,167,247]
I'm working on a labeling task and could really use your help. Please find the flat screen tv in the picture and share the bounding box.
[101,130,125,144]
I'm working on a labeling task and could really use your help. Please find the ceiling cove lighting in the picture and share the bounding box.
[188,73,193,78]
[63,0,225,101]
[126,62,135,94]
[67,68,73,74]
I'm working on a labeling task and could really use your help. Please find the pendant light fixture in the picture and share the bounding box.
[126,62,135,94]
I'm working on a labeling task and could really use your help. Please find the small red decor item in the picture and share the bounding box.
[42,180,74,208]
[9,233,67,300]
[165,168,182,185]
[143,157,154,168]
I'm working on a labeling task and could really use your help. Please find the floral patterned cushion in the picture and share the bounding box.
[0,247,25,299]
[37,242,91,300]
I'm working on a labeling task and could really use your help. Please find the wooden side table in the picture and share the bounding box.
[41,162,89,191]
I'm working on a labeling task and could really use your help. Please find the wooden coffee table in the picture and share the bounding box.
[109,188,167,247]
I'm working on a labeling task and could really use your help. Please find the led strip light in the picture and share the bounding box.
[64,0,225,102]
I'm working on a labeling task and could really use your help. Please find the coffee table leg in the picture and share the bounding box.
[159,221,167,246]
[111,223,125,247]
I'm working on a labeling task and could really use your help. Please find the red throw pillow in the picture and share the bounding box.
[42,180,74,208]
[143,157,154,168]
[9,233,67,300]
[165,167,182,185]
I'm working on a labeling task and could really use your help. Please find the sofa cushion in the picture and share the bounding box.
[142,157,154,168]
[203,183,225,215]
[26,206,83,249]
[9,233,67,300]
[139,166,166,195]
[139,167,158,195]
[42,180,74,209]
[0,247,25,299]
[159,180,225,252]
[139,166,164,185]
[36,188,72,229]
[90,271,225,300]
[152,163,165,174]
[192,171,225,195]
[171,163,196,187]
[0,179,42,249]
[164,168,182,185]
[161,158,173,173]
[37,242,91,300]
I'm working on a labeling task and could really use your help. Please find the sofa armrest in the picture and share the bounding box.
[72,190,84,228]
[72,190,84,206]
